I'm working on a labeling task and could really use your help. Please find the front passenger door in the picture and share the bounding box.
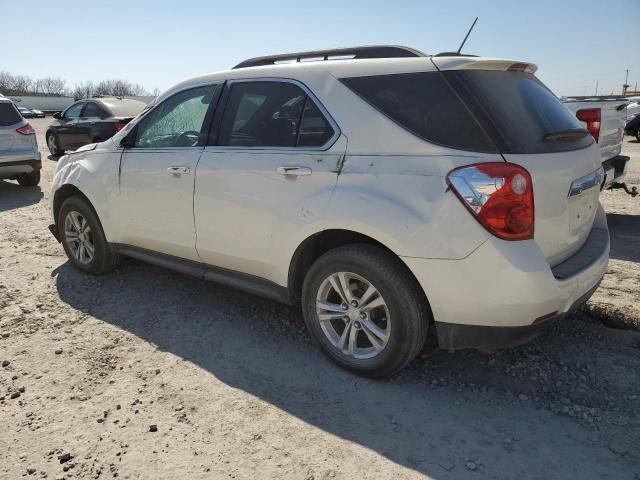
[113,84,221,261]
[57,102,84,149]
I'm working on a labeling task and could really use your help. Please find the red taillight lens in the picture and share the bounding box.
[447,162,534,241]
[576,108,601,143]
[114,122,126,133]
[16,123,35,135]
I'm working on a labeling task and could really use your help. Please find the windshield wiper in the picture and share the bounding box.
[543,128,590,142]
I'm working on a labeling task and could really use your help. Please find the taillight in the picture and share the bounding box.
[16,123,35,135]
[576,108,601,143]
[114,122,126,133]
[447,162,534,241]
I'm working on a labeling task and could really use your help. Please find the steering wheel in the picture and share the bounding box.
[176,130,200,147]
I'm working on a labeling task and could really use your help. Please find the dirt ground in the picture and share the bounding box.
[1,118,639,480]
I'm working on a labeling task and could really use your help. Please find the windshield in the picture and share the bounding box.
[443,70,593,154]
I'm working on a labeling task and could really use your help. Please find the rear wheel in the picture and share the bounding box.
[17,170,40,187]
[58,196,120,274]
[301,244,430,378]
[47,131,63,157]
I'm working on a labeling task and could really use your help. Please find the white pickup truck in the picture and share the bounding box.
[562,97,636,195]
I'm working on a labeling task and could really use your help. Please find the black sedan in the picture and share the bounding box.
[625,109,640,142]
[46,97,147,156]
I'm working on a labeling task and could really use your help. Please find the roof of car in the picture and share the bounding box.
[155,47,534,105]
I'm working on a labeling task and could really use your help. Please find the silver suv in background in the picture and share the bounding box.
[0,95,41,186]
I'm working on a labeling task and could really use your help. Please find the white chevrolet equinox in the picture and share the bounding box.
[49,46,609,377]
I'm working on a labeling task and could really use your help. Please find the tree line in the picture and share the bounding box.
[0,71,158,99]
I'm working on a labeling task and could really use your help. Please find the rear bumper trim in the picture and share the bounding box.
[551,227,609,280]
[601,155,629,189]
[435,280,601,352]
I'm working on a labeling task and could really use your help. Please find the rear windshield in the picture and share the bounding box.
[100,100,146,118]
[340,72,497,153]
[443,70,593,154]
[0,102,22,126]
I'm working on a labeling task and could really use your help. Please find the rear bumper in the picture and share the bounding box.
[402,203,609,352]
[435,281,600,352]
[0,159,42,178]
[601,155,629,189]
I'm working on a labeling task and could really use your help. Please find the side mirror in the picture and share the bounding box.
[53,112,62,119]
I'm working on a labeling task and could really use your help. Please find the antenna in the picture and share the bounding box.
[457,17,478,53]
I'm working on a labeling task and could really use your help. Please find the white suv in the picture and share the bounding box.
[49,46,609,377]
[0,95,41,186]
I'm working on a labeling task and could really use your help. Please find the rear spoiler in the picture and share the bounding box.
[431,56,538,74]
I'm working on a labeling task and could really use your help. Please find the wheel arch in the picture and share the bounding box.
[53,184,99,228]
[287,228,428,304]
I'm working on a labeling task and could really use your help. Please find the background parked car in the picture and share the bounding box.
[17,106,35,118]
[46,97,147,156]
[30,108,45,118]
[0,97,41,186]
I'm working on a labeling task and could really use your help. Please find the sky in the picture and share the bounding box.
[1,0,638,97]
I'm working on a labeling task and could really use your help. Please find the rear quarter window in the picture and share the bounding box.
[340,72,497,153]
[0,103,22,127]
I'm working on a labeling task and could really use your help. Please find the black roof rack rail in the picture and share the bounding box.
[232,45,427,69]
[433,52,478,57]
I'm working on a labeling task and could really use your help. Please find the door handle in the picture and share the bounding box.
[167,165,190,175]
[276,166,312,176]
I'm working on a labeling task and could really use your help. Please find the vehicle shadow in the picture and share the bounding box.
[607,213,640,262]
[0,180,44,212]
[52,260,637,479]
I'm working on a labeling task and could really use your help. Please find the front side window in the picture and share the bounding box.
[133,85,217,148]
[64,103,84,120]
[217,81,334,148]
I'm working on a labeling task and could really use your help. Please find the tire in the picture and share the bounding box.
[57,196,120,274]
[17,170,40,187]
[301,244,431,378]
[46,131,63,157]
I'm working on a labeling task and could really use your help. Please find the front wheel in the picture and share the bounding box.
[17,170,40,187]
[57,196,120,274]
[302,244,431,378]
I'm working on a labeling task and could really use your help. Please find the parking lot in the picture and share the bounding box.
[0,118,639,479]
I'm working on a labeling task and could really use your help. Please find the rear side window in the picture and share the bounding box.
[443,70,593,154]
[217,82,334,148]
[340,72,496,153]
[83,102,104,118]
[0,103,22,127]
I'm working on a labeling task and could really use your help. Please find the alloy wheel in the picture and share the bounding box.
[64,211,95,265]
[315,271,391,360]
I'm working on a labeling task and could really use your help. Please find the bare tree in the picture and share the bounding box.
[0,71,14,94]
[11,75,33,95]
[36,77,67,96]
[94,79,148,97]
[71,81,95,100]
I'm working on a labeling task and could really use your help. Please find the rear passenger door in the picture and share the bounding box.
[194,79,345,284]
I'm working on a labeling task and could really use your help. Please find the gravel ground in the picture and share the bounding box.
[0,118,639,480]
